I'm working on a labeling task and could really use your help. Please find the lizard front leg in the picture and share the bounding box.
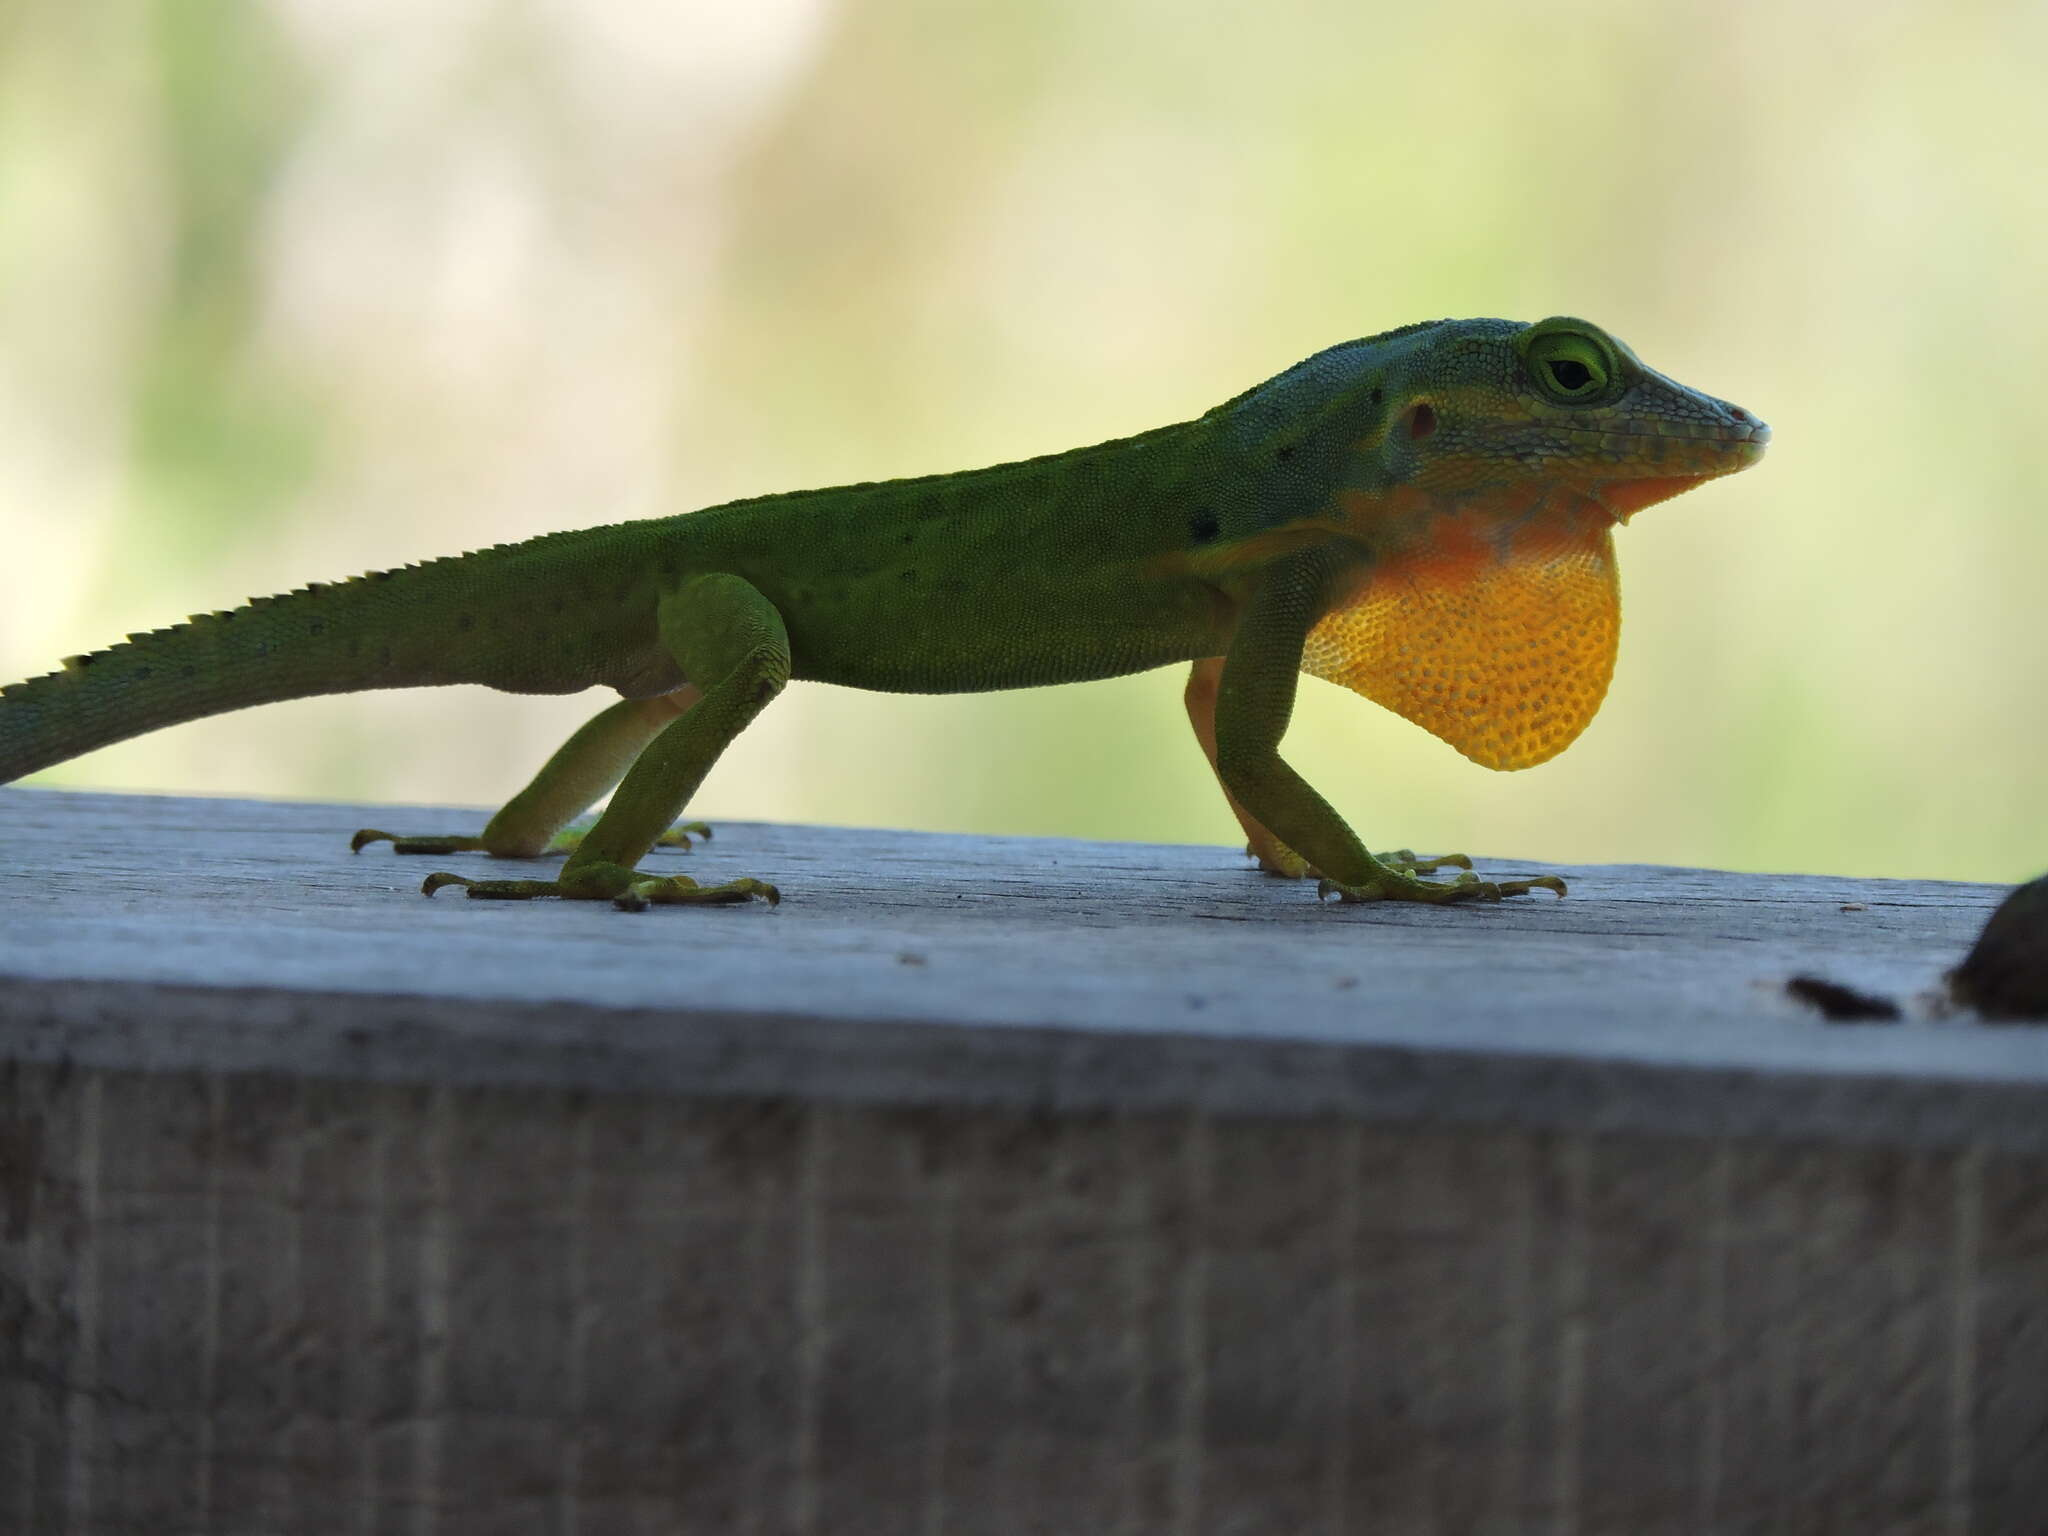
[1184,658,1470,883]
[351,687,710,857]
[1185,656,1307,875]
[1211,556,1562,905]
[423,574,786,909]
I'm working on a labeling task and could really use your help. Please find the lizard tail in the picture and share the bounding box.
[0,538,617,784]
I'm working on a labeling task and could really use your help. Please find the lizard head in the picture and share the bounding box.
[1363,315,1769,524]
[1293,317,1770,772]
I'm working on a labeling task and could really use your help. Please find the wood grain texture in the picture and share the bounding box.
[4,790,2047,1535]
[0,787,2042,1152]
[6,1071,2045,1535]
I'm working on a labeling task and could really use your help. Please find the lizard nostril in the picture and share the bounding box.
[1727,405,1750,424]
[1405,403,1438,441]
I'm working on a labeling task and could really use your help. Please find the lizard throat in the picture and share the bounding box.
[1595,474,1717,525]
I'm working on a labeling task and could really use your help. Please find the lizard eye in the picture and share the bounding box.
[1518,320,1622,405]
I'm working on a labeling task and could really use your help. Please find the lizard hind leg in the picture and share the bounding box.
[424,575,787,910]
[351,687,702,858]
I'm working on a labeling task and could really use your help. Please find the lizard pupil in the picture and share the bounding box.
[1548,359,1594,391]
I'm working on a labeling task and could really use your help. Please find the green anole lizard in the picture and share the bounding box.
[0,316,1767,911]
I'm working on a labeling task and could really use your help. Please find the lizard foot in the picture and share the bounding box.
[421,865,777,911]
[1317,863,1565,904]
[1249,844,1473,880]
[351,820,711,857]
[546,821,710,856]
[1374,848,1476,877]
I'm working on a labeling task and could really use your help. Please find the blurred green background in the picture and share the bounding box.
[2,0,2042,881]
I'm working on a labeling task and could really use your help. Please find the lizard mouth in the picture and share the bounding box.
[1589,421,1769,524]
[1485,416,1771,460]
[1608,419,1771,453]
[1597,419,1769,521]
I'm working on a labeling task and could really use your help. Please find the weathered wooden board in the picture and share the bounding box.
[4,789,2047,1535]
[0,787,2039,1151]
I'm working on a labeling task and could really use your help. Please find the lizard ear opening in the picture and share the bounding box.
[1299,518,1620,771]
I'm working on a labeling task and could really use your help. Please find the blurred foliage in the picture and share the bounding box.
[2,0,2042,881]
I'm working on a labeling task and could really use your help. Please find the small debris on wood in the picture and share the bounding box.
[1786,974,1902,1024]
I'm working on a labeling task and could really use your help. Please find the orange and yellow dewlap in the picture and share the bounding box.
[1304,506,1619,772]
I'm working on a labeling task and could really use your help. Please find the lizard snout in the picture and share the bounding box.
[1721,402,1771,446]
